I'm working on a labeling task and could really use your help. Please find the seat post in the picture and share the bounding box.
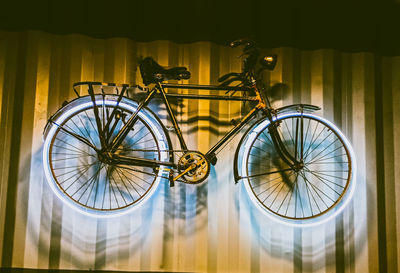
[157,82,188,151]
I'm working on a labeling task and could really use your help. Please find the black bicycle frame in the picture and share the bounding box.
[82,80,299,170]
[101,81,258,163]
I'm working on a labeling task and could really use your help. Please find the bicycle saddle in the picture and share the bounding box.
[139,57,191,85]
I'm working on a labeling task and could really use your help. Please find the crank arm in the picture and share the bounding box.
[173,166,192,181]
[173,158,206,181]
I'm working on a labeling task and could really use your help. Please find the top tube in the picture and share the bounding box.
[161,82,257,102]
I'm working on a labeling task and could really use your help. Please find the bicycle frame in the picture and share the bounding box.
[102,82,259,165]
[43,81,353,220]
[64,79,313,180]
[74,80,299,173]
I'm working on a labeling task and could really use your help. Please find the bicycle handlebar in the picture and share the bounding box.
[229,39,277,75]
[230,39,255,48]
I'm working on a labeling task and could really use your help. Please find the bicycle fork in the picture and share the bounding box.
[267,114,304,170]
[254,81,303,172]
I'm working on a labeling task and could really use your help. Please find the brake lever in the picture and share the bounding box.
[219,76,245,89]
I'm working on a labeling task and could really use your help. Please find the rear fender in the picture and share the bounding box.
[43,94,173,163]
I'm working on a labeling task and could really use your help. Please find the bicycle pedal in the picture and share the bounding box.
[168,170,175,187]
[208,153,218,166]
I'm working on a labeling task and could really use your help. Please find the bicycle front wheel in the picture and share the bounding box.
[241,112,355,224]
[43,95,170,216]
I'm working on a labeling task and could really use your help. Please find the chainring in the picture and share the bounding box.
[177,151,210,184]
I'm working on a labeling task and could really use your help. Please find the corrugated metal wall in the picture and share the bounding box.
[0,30,399,273]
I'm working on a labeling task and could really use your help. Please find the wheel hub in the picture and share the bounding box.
[292,161,304,172]
[97,151,114,165]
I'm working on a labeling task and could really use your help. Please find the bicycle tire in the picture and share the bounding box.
[43,95,170,216]
[240,112,356,224]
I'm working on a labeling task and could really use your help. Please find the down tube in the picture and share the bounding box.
[206,107,259,158]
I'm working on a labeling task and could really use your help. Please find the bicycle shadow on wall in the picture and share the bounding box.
[146,95,214,234]
[19,127,368,269]
[235,180,367,271]
[133,82,295,237]
[234,132,367,271]
[145,83,292,238]
[23,146,175,269]
[21,68,364,270]
[22,106,213,269]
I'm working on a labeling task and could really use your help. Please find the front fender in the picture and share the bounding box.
[233,114,268,183]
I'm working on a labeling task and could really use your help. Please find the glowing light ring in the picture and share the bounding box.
[43,98,169,217]
[240,112,356,227]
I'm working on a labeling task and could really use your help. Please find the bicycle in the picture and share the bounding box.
[42,39,356,224]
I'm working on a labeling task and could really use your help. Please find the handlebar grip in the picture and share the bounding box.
[230,39,242,48]
[178,71,191,80]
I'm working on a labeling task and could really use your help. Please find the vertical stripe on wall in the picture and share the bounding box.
[2,32,28,268]
[0,30,399,272]
[374,55,387,273]
[392,56,400,273]
[0,32,19,267]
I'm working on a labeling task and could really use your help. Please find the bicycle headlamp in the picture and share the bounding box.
[260,55,277,70]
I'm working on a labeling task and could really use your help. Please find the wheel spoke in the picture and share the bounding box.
[115,167,141,198]
[251,172,293,188]
[307,153,348,165]
[304,167,346,188]
[58,162,98,185]
[76,113,97,146]
[55,124,98,151]
[244,167,293,179]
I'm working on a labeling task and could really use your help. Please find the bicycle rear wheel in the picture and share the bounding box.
[43,95,170,215]
[241,112,355,224]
